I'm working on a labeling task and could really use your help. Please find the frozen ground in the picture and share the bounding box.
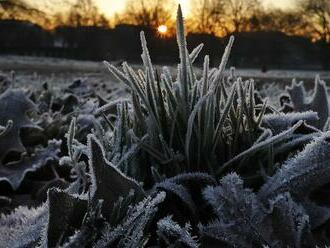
[0,55,330,79]
[1,55,329,78]
[0,55,104,73]
[0,55,329,102]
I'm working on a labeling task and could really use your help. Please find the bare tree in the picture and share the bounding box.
[190,0,261,35]
[191,0,226,34]
[299,0,330,69]
[226,0,260,33]
[67,0,109,27]
[121,0,173,28]
[0,0,51,27]
[300,0,330,43]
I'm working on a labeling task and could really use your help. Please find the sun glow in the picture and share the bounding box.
[157,25,168,34]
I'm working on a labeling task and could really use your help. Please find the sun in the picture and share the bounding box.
[157,25,168,35]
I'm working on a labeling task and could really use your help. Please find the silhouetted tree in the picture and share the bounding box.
[0,0,51,27]
[121,0,173,28]
[299,0,330,69]
[67,0,109,27]
[191,0,226,35]
[190,0,261,35]
[299,0,330,43]
[227,0,260,33]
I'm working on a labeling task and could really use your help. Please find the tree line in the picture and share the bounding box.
[1,0,329,43]
[0,0,329,68]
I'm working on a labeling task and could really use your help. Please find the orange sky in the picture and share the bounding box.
[96,0,190,17]
[25,0,296,18]
[96,0,296,17]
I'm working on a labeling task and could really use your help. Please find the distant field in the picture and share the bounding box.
[0,55,329,90]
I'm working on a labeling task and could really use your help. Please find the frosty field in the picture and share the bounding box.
[1,8,330,247]
[1,54,329,103]
[2,54,329,82]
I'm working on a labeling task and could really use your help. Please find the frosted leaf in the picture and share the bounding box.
[286,77,329,128]
[157,216,199,248]
[220,121,303,173]
[87,134,145,220]
[155,181,196,214]
[95,99,129,116]
[45,188,88,247]
[185,93,210,161]
[66,118,76,159]
[201,173,270,247]
[269,193,310,247]
[0,89,41,161]
[153,173,215,216]
[0,204,47,248]
[61,200,103,248]
[95,191,166,248]
[199,219,255,247]
[176,4,189,103]
[262,111,319,134]
[0,139,61,190]
[209,36,234,93]
[140,31,155,84]
[163,172,216,186]
[259,132,330,200]
[286,79,306,110]
[310,77,329,128]
[189,43,204,64]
